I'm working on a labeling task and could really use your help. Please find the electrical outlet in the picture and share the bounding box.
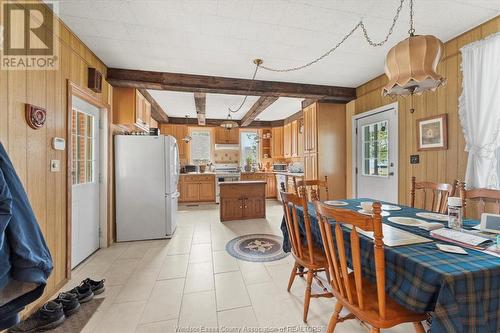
[410,155,420,164]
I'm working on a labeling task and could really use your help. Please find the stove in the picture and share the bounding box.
[214,163,241,203]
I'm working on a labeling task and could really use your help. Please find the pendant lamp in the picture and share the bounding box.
[382,34,446,96]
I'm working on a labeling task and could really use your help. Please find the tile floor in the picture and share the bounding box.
[61,201,417,333]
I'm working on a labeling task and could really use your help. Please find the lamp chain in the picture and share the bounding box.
[229,0,414,113]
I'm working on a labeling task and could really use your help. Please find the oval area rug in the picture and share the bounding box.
[226,234,289,262]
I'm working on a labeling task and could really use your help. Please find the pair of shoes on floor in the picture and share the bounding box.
[66,278,106,304]
[8,278,105,333]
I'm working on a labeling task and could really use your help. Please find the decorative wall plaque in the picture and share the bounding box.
[88,67,103,93]
[25,104,47,130]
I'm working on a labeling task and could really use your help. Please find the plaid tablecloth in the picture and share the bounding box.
[280,198,500,333]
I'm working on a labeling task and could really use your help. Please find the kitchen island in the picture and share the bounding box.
[219,181,266,222]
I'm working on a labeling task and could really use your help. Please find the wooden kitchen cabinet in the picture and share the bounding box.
[219,181,266,221]
[240,173,276,198]
[302,102,346,199]
[113,87,151,132]
[215,127,239,144]
[283,123,291,158]
[178,174,215,202]
[291,120,298,157]
[303,103,317,153]
[271,127,284,158]
[159,124,188,160]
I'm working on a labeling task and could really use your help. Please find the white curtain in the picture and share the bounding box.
[459,32,500,189]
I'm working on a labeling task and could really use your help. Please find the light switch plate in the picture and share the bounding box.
[50,160,60,172]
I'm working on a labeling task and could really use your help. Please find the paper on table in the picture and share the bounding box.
[345,224,432,247]
[430,228,492,247]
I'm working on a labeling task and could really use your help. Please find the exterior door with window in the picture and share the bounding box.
[71,96,100,268]
[356,107,398,203]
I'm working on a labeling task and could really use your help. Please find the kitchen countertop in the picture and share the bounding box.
[179,172,216,175]
[219,180,267,185]
[241,171,304,177]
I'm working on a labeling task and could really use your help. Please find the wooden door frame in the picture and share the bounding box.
[66,80,111,277]
[351,102,399,200]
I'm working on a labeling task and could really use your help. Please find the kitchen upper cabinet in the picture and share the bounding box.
[303,104,317,153]
[302,102,346,199]
[160,124,188,160]
[113,87,151,132]
[150,117,158,129]
[283,123,291,158]
[271,127,284,158]
[291,121,298,157]
[215,127,239,144]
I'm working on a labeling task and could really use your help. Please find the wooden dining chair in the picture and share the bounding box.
[280,188,333,323]
[295,176,329,201]
[313,201,427,333]
[459,181,500,218]
[410,176,457,213]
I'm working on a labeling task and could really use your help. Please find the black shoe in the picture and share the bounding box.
[52,292,80,317]
[8,301,65,333]
[82,278,105,295]
[67,282,94,303]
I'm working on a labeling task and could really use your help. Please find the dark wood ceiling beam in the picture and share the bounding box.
[240,96,279,127]
[107,68,356,101]
[138,89,169,123]
[194,92,206,126]
[164,117,284,128]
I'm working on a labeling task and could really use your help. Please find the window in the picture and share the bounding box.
[362,120,389,177]
[240,131,259,168]
[190,129,211,164]
[71,109,95,185]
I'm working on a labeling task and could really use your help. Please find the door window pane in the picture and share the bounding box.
[362,120,389,177]
[71,109,95,185]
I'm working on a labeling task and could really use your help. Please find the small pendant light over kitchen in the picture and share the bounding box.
[181,115,192,143]
[382,0,446,97]
[220,112,238,130]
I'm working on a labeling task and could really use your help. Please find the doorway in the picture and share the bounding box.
[70,96,102,268]
[353,102,398,203]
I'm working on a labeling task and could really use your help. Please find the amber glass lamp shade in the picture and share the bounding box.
[382,35,446,96]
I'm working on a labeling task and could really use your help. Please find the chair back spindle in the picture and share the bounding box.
[410,176,456,213]
[459,182,500,218]
[280,188,316,266]
[314,201,386,319]
[296,176,329,201]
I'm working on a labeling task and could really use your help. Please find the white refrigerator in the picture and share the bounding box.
[115,135,179,241]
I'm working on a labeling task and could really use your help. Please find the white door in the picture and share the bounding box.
[355,105,398,203]
[71,96,100,268]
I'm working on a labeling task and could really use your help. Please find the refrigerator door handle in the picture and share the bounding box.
[167,192,180,198]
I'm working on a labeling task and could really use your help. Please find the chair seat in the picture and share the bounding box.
[334,273,427,329]
[292,244,328,269]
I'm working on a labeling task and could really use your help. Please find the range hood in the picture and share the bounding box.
[215,144,239,150]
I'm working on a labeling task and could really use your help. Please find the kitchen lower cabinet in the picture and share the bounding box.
[179,174,215,203]
[240,173,276,198]
[219,181,266,222]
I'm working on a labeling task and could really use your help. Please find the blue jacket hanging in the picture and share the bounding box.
[0,142,53,330]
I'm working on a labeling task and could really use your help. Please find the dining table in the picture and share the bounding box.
[280,198,500,333]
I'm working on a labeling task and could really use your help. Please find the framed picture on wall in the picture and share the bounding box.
[416,114,448,151]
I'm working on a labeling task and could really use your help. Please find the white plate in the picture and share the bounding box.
[324,200,349,206]
[388,217,426,227]
[382,204,402,211]
[416,212,448,222]
[357,209,390,217]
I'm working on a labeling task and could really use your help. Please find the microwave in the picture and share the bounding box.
[272,164,287,172]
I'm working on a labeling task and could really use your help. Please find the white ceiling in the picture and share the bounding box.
[147,90,302,120]
[53,0,500,120]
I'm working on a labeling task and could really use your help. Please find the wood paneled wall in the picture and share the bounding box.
[0,0,111,312]
[352,16,499,209]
